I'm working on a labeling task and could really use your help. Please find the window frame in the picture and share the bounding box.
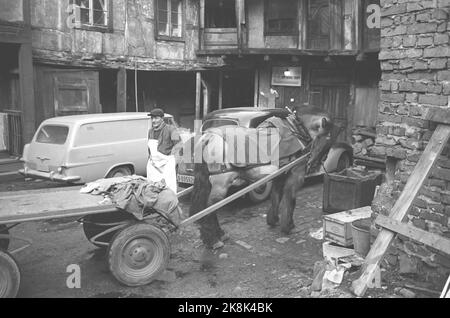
[306,0,331,50]
[155,0,186,42]
[264,0,299,36]
[70,0,113,33]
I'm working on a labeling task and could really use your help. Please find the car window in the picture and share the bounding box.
[74,119,148,147]
[202,119,238,132]
[36,125,69,145]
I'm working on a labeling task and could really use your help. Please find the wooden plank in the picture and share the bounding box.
[180,152,310,227]
[425,108,450,125]
[376,214,450,255]
[352,124,450,297]
[195,72,202,120]
[219,70,224,110]
[19,43,35,144]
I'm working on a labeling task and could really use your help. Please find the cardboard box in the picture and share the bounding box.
[323,206,372,247]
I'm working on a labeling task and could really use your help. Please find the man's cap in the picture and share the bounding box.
[149,108,165,118]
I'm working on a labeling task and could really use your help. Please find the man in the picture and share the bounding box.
[147,108,180,193]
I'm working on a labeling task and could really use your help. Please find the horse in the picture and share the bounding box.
[188,106,334,249]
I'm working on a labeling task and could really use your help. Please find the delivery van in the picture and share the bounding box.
[20,113,162,184]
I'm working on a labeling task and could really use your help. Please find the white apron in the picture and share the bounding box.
[146,139,177,194]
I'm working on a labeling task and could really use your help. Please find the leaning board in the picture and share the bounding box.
[0,187,117,225]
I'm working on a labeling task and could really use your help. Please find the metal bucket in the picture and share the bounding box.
[351,219,371,257]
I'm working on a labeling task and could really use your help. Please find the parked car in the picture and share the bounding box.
[20,112,188,184]
[176,107,353,203]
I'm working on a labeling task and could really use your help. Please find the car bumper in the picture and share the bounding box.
[19,168,81,183]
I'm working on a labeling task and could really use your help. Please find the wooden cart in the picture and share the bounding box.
[0,153,309,298]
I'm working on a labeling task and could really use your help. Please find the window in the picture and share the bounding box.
[36,126,70,145]
[205,0,236,28]
[71,0,111,30]
[156,0,183,39]
[307,0,330,49]
[55,81,89,116]
[265,0,298,35]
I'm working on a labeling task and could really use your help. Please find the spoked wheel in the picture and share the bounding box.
[0,225,9,251]
[108,223,171,287]
[0,250,20,298]
[82,211,135,248]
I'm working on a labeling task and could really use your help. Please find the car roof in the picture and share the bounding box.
[41,112,173,126]
[204,107,290,128]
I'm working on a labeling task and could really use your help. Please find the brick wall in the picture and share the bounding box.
[375,0,450,284]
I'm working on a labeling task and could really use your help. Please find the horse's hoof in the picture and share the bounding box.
[266,215,279,227]
[281,224,295,235]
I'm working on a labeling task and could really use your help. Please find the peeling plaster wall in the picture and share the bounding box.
[0,0,23,23]
[29,0,208,70]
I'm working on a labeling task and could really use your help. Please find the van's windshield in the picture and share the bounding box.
[36,125,69,145]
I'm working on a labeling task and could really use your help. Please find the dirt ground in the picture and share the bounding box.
[1,179,439,298]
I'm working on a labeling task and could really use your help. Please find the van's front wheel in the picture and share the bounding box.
[107,166,133,178]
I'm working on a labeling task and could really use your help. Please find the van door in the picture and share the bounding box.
[26,124,71,172]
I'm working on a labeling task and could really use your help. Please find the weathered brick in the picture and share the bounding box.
[402,34,417,47]
[382,93,406,103]
[430,58,448,69]
[414,60,428,70]
[443,82,450,95]
[427,83,443,94]
[417,36,434,46]
[438,0,450,8]
[412,82,428,92]
[386,147,407,159]
[407,22,438,34]
[432,8,449,20]
[418,94,448,106]
[412,217,427,230]
[382,3,408,16]
[434,33,449,45]
[424,47,450,58]
[438,71,450,81]
[406,93,419,102]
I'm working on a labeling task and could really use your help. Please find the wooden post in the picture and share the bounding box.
[298,0,307,49]
[195,72,202,120]
[117,68,127,112]
[352,124,450,297]
[199,0,205,51]
[19,43,35,144]
[202,78,209,118]
[236,0,245,52]
[218,70,223,110]
[254,68,259,107]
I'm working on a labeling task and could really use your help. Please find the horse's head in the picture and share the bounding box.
[295,106,334,141]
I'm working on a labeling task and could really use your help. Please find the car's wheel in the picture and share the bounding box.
[248,181,273,204]
[0,250,20,298]
[108,223,170,287]
[0,226,9,251]
[82,212,135,248]
[107,166,133,178]
[336,152,351,173]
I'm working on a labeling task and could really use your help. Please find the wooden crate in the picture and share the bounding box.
[323,206,372,247]
[323,169,382,214]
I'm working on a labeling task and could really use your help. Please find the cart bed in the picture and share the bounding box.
[0,186,117,225]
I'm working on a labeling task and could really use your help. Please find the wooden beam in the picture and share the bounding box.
[117,67,127,112]
[199,0,205,51]
[253,68,259,107]
[218,70,224,110]
[19,43,36,144]
[195,72,202,120]
[202,79,209,118]
[352,124,450,297]
[376,215,450,255]
[425,108,450,125]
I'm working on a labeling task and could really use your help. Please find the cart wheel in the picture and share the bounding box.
[83,212,134,248]
[0,226,9,251]
[0,250,20,298]
[108,223,170,287]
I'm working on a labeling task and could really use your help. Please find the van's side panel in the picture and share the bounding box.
[66,119,149,183]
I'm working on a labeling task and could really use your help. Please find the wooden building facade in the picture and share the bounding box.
[196,0,381,144]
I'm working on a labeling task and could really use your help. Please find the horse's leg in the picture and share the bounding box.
[279,165,306,234]
[200,171,237,248]
[267,175,285,227]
